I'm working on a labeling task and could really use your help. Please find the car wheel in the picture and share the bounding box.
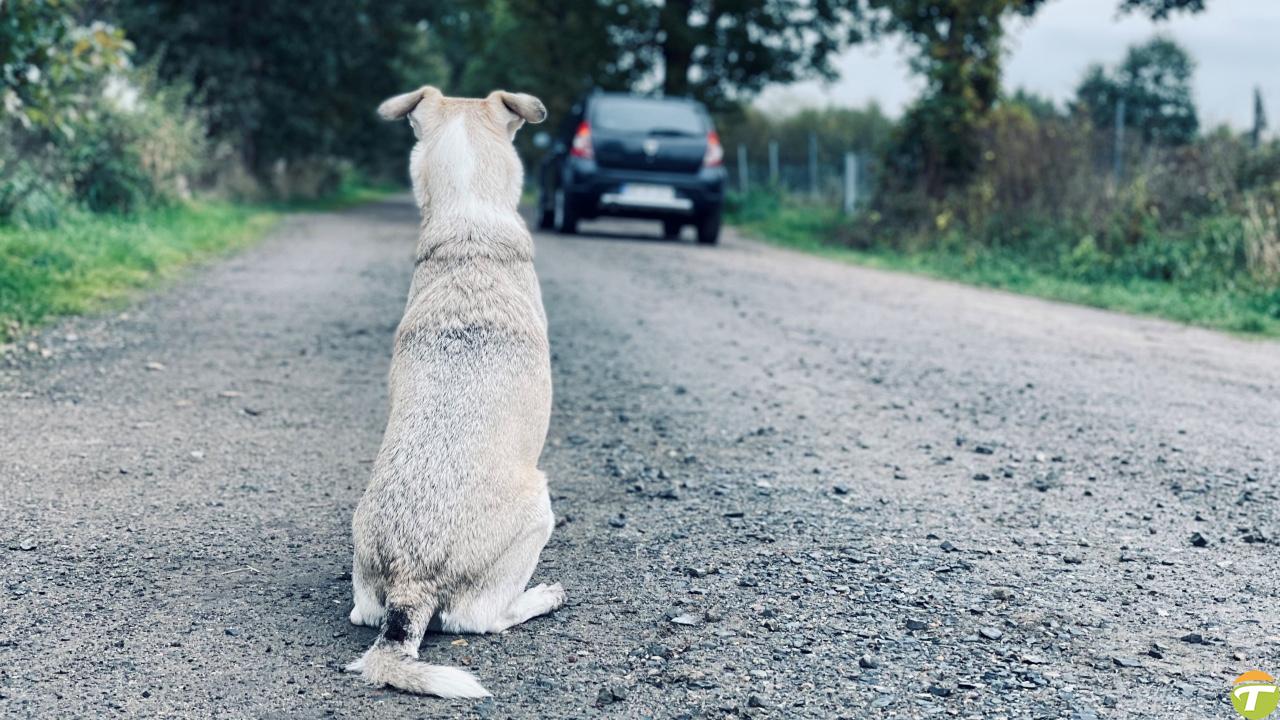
[536,192,554,229]
[662,220,682,240]
[554,188,578,235]
[696,212,721,245]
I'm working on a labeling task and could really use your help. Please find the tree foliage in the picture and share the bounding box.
[1074,36,1199,146]
[2,0,208,223]
[870,0,1045,195]
[719,103,894,173]
[429,0,864,115]
[1119,0,1206,20]
[647,0,863,106]
[869,0,1208,196]
[108,0,442,176]
[1004,88,1060,121]
[1,0,132,136]
[427,0,645,129]
[8,0,1219,207]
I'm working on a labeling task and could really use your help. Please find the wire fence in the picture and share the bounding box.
[722,88,1269,215]
[723,136,880,215]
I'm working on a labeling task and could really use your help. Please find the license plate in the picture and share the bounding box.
[620,184,675,202]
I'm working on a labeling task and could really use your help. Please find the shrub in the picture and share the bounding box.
[857,95,1280,289]
[0,5,209,225]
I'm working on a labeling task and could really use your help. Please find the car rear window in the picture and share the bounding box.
[591,97,706,136]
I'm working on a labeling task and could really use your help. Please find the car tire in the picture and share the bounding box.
[554,188,578,235]
[696,212,721,245]
[537,193,555,230]
[662,220,682,240]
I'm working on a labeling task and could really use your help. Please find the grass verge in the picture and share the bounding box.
[0,184,396,343]
[729,200,1280,338]
[0,202,276,342]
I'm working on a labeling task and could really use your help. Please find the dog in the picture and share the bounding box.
[345,86,561,699]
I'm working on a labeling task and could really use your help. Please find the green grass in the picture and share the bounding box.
[264,180,401,212]
[730,201,1280,338]
[0,183,398,343]
[0,202,277,342]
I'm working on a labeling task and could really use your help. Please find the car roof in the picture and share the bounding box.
[588,91,703,107]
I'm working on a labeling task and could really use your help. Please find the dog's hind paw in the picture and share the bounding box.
[540,582,567,610]
[349,604,385,628]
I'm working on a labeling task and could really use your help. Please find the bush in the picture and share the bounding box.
[0,6,209,226]
[0,156,71,229]
[858,99,1280,291]
[725,188,783,223]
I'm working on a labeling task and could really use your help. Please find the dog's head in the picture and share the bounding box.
[378,86,546,213]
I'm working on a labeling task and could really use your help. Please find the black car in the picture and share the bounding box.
[536,92,726,244]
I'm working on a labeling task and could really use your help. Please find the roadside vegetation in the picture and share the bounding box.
[0,179,389,342]
[722,29,1280,336]
[0,203,272,340]
[0,2,427,343]
[729,190,1280,336]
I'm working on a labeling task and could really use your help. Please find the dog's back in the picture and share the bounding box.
[347,87,563,699]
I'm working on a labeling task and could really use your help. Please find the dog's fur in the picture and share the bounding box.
[345,86,558,699]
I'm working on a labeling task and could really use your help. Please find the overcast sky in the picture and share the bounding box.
[757,0,1278,130]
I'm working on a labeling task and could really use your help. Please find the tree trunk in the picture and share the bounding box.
[660,0,694,97]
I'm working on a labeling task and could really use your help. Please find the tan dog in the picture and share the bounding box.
[346,87,560,698]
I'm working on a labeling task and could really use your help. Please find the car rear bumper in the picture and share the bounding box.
[564,161,725,220]
[599,191,695,213]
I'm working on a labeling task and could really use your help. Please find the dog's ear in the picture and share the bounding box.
[494,91,547,124]
[377,86,441,121]
[488,90,547,138]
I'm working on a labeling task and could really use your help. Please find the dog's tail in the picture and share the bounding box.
[346,602,489,698]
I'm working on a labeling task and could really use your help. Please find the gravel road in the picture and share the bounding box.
[2,197,1278,719]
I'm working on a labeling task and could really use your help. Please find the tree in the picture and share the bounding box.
[870,0,1208,196]
[872,0,1046,195]
[108,1,441,177]
[1074,36,1199,146]
[1119,0,1206,20]
[427,1,865,113]
[435,0,647,127]
[1005,88,1060,121]
[1252,87,1267,149]
[718,103,894,180]
[646,0,863,107]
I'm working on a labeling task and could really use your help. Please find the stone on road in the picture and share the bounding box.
[1,198,1277,718]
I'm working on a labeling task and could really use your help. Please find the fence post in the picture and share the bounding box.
[808,133,819,197]
[768,140,779,187]
[1253,86,1267,149]
[843,152,858,215]
[1113,97,1126,184]
[737,144,749,193]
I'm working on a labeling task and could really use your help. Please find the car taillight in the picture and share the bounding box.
[703,130,723,168]
[571,121,593,159]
